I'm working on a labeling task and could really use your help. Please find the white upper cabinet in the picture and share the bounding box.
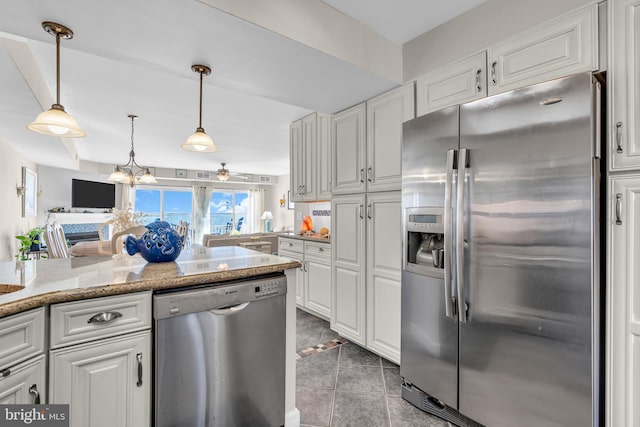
[416,51,487,117]
[487,4,599,96]
[366,83,415,192]
[610,0,640,171]
[332,103,367,195]
[290,113,331,201]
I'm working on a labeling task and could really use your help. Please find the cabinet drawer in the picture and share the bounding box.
[50,292,151,349]
[304,242,331,260]
[0,307,45,371]
[279,238,303,253]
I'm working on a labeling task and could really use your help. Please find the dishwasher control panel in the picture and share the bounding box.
[254,279,285,298]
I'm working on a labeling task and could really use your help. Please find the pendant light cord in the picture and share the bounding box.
[198,70,203,129]
[55,32,61,106]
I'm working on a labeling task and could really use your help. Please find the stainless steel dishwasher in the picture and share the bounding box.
[153,274,287,427]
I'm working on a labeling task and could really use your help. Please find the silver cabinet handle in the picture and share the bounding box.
[616,193,623,225]
[367,166,372,182]
[456,148,469,323]
[367,204,372,219]
[359,204,364,219]
[305,261,309,272]
[136,353,143,387]
[476,69,482,92]
[443,149,456,319]
[210,302,250,315]
[491,61,497,85]
[302,184,306,195]
[318,247,324,252]
[87,311,123,324]
[29,384,40,404]
[360,168,365,183]
[616,122,623,154]
[288,242,293,247]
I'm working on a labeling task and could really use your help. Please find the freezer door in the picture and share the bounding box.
[401,106,459,408]
[458,73,598,426]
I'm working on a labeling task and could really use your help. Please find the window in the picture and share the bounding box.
[210,190,250,234]
[135,187,192,227]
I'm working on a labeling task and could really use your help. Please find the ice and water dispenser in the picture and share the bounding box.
[404,207,445,277]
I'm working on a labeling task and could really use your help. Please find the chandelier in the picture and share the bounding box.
[108,115,157,188]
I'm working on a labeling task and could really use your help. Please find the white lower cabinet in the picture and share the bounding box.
[609,174,640,427]
[279,237,331,320]
[0,355,46,405]
[304,242,332,319]
[331,192,401,363]
[50,331,151,427]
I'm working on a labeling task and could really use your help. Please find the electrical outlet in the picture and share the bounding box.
[296,212,302,220]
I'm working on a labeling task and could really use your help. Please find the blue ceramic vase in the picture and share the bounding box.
[125,220,184,263]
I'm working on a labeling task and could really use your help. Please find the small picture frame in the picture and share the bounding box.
[175,169,187,179]
[287,190,295,210]
[22,167,37,217]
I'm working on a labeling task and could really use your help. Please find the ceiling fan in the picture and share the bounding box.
[216,163,249,181]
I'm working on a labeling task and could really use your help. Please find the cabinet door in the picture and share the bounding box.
[331,194,366,345]
[609,175,640,427]
[290,119,303,202]
[487,4,598,96]
[301,114,317,201]
[317,113,332,200]
[280,249,305,306]
[50,331,151,427]
[0,355,46,405]
[332,104,366,195]
[416,51,487,117]
[305,247,331,320]
[610,0,640,171]
[366,192,402,364]
[366,83,415,193]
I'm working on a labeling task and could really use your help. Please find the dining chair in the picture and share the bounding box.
[176,221,189,248]
[111,225,147,254]
[97,220,114,241]
[43,222,70,259]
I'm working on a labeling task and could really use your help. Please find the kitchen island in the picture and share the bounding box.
[0,246,301,427]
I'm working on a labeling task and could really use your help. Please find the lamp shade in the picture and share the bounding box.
[27,106,86,138]
[138,169,158,184]
[108,167,127,182]
[181,128,217,152]
[260,211,274,220]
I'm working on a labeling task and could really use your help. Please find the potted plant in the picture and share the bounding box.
[15,226,45,261]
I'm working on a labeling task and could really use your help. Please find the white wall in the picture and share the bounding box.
[403,0,596,82]
[264,174,295,232]
[38,165,123,225]
[0,139,39,261]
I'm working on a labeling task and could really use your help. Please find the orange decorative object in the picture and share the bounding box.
[301,215,313,233]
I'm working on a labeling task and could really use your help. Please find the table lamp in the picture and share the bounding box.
[261,211,274,232]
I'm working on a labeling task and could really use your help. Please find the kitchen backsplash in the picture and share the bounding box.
[294,201,331,233]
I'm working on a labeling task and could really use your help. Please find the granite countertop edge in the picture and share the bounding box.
[0,260,300,319]
[279,234,331,243]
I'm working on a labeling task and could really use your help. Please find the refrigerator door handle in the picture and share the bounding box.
[443,149,456,319]
[456,148,468,323]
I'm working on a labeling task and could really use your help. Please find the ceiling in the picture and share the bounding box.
[0,0,485,177]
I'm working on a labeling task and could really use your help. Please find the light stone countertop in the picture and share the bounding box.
[278,233,331,243]
[0,246,300,318]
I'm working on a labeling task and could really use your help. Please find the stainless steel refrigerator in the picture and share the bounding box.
[400,73,603,427]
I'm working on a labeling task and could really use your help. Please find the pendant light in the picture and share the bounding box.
[27,21,85,138]
[181,64,217,152]
[108,115,157,187]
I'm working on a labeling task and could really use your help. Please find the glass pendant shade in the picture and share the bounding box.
[108,167,127,182]
[138,169,158,184]
[28,105,86,137]
[217,170,229,181]
[182,128,217,152]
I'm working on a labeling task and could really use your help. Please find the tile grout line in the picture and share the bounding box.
[328,344,342,427]
[380,356,393,427]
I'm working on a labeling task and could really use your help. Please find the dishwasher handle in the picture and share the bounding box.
[210,302,250,315]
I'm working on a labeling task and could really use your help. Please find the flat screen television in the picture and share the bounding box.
[71,179,115,209]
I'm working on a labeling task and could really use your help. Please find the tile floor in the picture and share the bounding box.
[296,309,451,427]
